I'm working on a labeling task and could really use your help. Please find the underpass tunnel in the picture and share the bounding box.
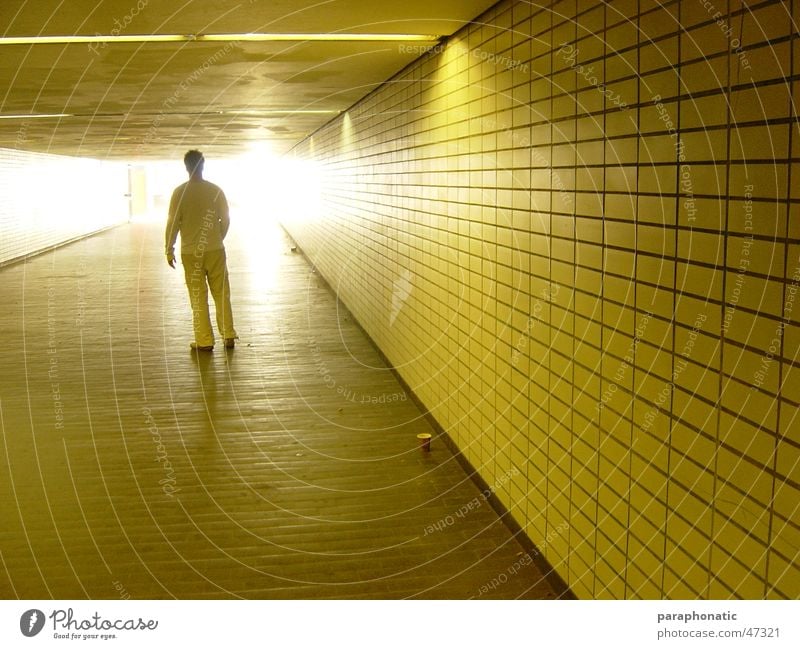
[0,0,798,601]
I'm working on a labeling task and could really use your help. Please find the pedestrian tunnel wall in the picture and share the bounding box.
[281,0,800,599]
[0,147,129,266]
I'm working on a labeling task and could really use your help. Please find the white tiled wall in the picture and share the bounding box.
[0,147,129,265]
[283,0,799,598]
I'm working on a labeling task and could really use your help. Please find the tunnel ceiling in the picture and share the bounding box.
[0,0,497,160]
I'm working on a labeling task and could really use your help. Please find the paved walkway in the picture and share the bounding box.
[0,219,557,599]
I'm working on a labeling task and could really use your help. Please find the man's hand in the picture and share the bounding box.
[167,252,176,268]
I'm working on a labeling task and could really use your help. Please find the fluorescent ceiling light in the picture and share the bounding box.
[0,35,187,45]
[0,33,442,46]
[226,109,341,115]
[0,110,340,119]
[0,113,71,119]
[202,33,441,42]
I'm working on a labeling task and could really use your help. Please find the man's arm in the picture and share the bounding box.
[165,189,181,267]
[218,190,230,240]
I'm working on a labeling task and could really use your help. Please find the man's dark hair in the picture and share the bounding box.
[184,149,204,174]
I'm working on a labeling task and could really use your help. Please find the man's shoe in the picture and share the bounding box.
[224,338,235,349]
[190,342,214,352]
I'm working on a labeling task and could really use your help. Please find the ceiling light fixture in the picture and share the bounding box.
[0,33,442,46]
[226,109,341,115]
[0,113,71,119]
[201,33,441,42]
[0,110,341,119]
[0,35,188,45]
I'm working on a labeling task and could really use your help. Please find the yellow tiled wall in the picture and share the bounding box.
[283,0,799,598]
[0,147,129,265]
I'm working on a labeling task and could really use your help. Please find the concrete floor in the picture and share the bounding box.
[0,218,559,599]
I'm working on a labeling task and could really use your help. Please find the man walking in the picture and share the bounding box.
[165,149,237,351]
